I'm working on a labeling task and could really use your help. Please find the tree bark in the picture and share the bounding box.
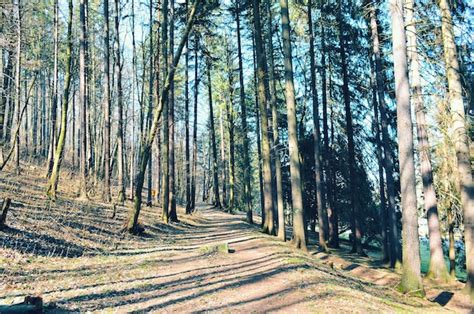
[390,0,424,295]
[114,0,125,204]
[185,0,191,214]
[438,0,474,299]
[46,0,73,200]
[235,2,252,223]
[102,0,111,202]
[190,35,199,212]
[14,0,21,175]
[369,1,400,267]
[320,13,338,248]
[0,51,13,142]
[161,0,170,223]
[168,0,178,221]
[370,59,389,262]
[252,0,274,235]
[337,0,363,255]
[225,47,236,209]
[79,0,89,199]
[46,0,59,178]
[207,60,221,209]
[265,0,284,240]
[308,0,328,250]
[405,0,449,282]
[279,0,306,249]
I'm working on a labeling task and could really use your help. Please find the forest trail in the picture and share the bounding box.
[0,166,471,313]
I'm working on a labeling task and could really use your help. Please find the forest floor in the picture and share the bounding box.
[0,163,472,313]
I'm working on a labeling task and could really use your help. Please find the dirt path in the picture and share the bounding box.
[0,168,471,312]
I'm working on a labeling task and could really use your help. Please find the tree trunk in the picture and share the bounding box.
[252,0,274,235]
[219,104,227,207]
[308,0,328,250]
[320,13,338,248]
[390,0,424,295]
[0,51,13,142]
[438,0,474,299]
[264,0,284,240]
[279,0,306,249]
[46,0,73,199]
[168,0,178,222]
[161,0,170,223]
[405,0,450,282]
[146,0,154,207]
[46,0,59,177]
[226,57,236,210]
[337,0,362,255]
[190,35,199,212]
[79,0,88,199]
[102,0,111,202]
[235,3,252,223]
[14,0,21,175]
[127,0,201,232]
[370,59,389,262]
[185,0,191,214]
[114,0,125,204]
[207,60,221,209]
[369,1,400,267]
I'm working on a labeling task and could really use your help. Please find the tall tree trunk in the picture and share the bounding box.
[369,0,400,267]
[168,0,178,221]
[161,0,170,223]
[190,35,199,212]
[130,0,137,200]
[370,60,389,262]
[46,0,73,199]
[114,0,125,204]
[405,0,449,282]
[225,47,236,210]
[390,0,424,295]
[0,51,13,143]
[79,0,89,199]
[14,0,21,175]
[252,42,265,227]
[185,0,191,214]
[320,13,338,248]
[438,0,474,299]
[219,104,227,207]
[46,0,59,177]
[146,0,154,207]
[207,60,221,209]
[235,3,252,223]
[252,0,274,235]
[337,0,362,255]
[102,0,111,202]
[308,0,328,251]
[265,0,284,240]
[127,0,200,232]
[279,0,306,249]
[32,76,38,156]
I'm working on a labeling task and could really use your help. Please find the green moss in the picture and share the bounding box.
[199,243,229,254]
[398,268,425,297]
[285,257,307,265]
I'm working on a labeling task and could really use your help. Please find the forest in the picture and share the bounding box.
[0,0,473,311]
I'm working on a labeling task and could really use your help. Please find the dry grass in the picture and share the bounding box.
[0,164,471,313]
